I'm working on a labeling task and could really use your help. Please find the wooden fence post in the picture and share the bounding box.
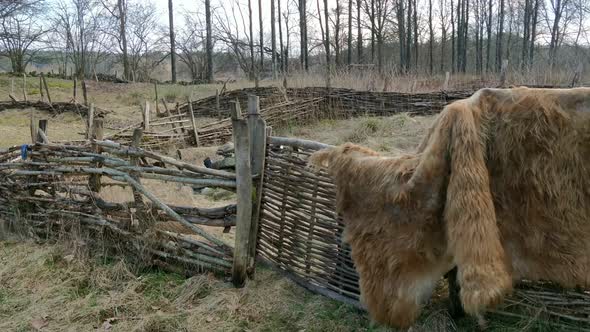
[89,119,104,192]
[231,100,253,287]
[11,77,14,96]
[142,101,150,131]
[246,95,267,277]
[130,128,145,211]
[87,103,95,139]
[187,98,200,146]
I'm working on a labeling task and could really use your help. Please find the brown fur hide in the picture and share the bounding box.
[308,87,590,328]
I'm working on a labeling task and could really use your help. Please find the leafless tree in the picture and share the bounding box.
[0,4,48,73]
[205,0,213,82]
[168,0,176,82]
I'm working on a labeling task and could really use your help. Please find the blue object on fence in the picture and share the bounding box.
[21,144,29,160]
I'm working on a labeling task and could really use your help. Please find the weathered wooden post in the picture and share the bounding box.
[231,100,253,287]
[89,119,104,193]
[187,98,200,146]
[130,128,145,209]
[10,77,14,96]
[142,101,150,131]
[86,103,95,139]
[246,95,267,277]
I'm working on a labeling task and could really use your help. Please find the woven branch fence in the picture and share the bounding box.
[254,135,590,329]
[0,124,235,275]
[110,87,476,149]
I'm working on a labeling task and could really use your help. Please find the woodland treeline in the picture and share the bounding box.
[1,0,589,83]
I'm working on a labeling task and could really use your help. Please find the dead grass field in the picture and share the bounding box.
[0,73,576,331]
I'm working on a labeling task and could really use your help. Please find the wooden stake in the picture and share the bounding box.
[87,103,95,139]
[22,73,27,102]
[11,77,14,96]
[82,80,88,106]
[246,95,267,277]
[89,119,104,193]
[175,103,186,134]
[142,101,150,131]
[162,98,179,134]
[231,100,253,287]
[187,98,200,146]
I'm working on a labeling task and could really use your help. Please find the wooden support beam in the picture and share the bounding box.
[73,77,77,101]
[175,103,186,134]
[187,98,200,146]
[10,77,14,96]
[162,98,179,134]
[39,75,44,101]
[246,95,267,277]
[231,100,253,287]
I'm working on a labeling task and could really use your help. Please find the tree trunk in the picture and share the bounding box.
[335,3,341,68]
[406,0,412,71]
[428,0,433,74]
[485,0,492,72]
[413,0,418,69]
[117,0,129,81]
[249,0,255,81]
[271,0,277,78]
[521,0,531,70]
[168,0,176,83]
[324,0,331,87]
[299,0,308,71]
[528,0,539,67]
[450,0,455,73]
[496,0,504,72]
[259,0,264,76]
[205,0,213,82]
[348,0,352,66]
[278,0,285,72]
[357,0,362,63]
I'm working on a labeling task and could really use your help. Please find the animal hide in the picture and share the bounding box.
[308,87,590,328]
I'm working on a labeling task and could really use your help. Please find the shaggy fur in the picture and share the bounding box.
[308,87,590,328]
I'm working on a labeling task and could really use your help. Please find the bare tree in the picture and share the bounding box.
[101,0,129,80]
[0,6,47,73]
[177,10,206,81]
[258,0,263,75]
[298,0,308,71]
[357,0,362,62]
[496,0,504,72]
[347,0,352,65]
[126,1,162,81]
[428,0,433,73]
[278,0,284,72]
[324,0,331,87]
